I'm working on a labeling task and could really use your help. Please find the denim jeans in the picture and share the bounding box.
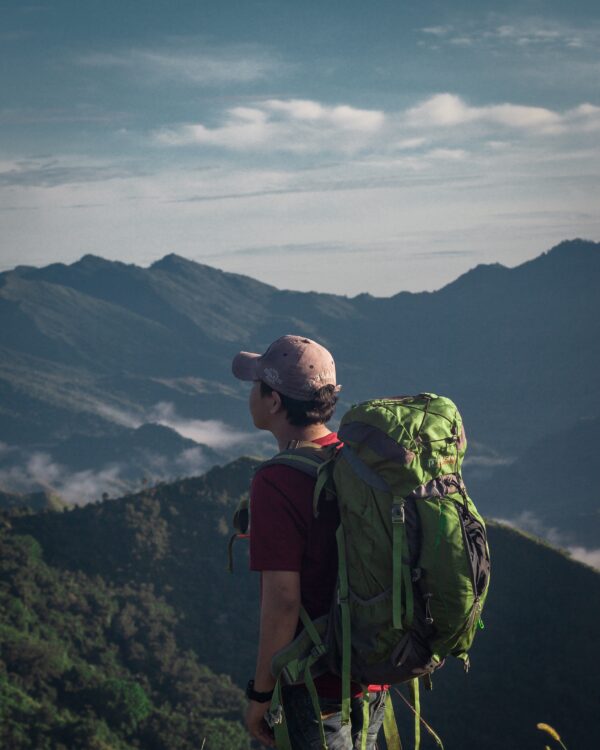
[281,685,387,750]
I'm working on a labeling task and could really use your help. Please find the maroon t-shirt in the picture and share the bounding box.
[249,432,359,697]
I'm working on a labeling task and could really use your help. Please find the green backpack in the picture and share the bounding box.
[231,393,491,750]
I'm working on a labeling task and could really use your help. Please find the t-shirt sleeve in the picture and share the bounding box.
[249,468,307,572]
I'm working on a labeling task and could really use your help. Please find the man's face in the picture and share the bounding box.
[249,380,271,430]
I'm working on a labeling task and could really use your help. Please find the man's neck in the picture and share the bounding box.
[272,423,332,452]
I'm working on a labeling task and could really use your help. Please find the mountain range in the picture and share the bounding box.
[0,238,599,555]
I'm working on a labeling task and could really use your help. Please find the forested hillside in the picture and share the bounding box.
[0,530,248,750]
[2,458,598,749]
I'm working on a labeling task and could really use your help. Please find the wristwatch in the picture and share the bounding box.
[245,679,274,703]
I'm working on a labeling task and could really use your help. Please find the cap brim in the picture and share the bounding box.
[232,351,261,381]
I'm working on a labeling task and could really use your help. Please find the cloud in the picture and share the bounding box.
[80,46,282,85]
[92,402,141,428]
[418,19,595,51]
[153,93,600,159]
[265,100,384,133]
[58,465,126,504]
[393,137,427,150]
[426,148,467,161]
[463,443,514,469]
[493,512,600,571]
[89,399,252,451]
[0,443,214,503]
[154,98,385,153]
[146,402,251,449]
[449,37,473,47]
[420,26,452,37]
[494,511,563,545]
[565,546,600,570]
[0,157,137,188]
[492,23,585,49]
[204,240,355,259]
[174,446,211,477]
[464,455,513,469]
[0,452,126,504]
[406,94,559,130]
[405,93,600,135]
[415,249,475,258]
[0,105,129,126]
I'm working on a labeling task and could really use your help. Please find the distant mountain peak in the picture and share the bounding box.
[552,237,597,249]
[436,260,509,294]
[544,237,599,258]
[74,253,114,267]
[151,253,201,272]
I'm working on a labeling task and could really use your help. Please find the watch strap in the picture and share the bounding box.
[245,679,274,703]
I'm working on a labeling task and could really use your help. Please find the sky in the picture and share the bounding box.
[1,0,599,296]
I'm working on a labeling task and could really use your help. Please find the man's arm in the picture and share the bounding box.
[246,570,301,747]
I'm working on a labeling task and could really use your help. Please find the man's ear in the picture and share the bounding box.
[268,390,283,415]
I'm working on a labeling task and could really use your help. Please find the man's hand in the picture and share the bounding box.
[245,700,275,747]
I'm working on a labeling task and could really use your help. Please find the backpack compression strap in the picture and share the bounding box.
[383,696,403,750]
[392,496,414,630]
[268,607,329,750]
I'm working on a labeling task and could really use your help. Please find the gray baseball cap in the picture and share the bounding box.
[232,334,341,400]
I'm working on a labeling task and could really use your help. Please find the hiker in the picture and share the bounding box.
[231,334,387,749]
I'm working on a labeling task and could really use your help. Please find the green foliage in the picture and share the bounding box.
[91,678,152,732]
[201,717,250,749]
[0,528,246,749]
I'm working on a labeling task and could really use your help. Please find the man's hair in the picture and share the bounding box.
[259,380,338,426]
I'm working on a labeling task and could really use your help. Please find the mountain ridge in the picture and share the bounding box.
[0,239,598,533]
[4,236,597,299]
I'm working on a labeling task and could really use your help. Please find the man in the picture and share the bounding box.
[231,334,387,749]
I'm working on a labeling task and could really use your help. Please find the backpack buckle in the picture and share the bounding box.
[266,704,284,727]
[310,644,327,660]
[391,504,405,524]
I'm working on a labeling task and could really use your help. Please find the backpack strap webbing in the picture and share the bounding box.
[335,524,352,725]
[269,606,329,750]
[392,682,445,749]
[303,660,327,750]
[270,613,329,684]
[269,679,292,750]
[313,456,337,518]
[360,691,370,750]
[258,443,337,476]
[410,678,421,750]
[383,696,403,750]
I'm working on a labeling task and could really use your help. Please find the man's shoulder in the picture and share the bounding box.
[252,461,316,492]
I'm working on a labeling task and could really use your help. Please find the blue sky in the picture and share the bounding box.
[1,0,599,295]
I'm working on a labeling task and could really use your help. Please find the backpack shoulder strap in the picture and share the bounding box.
[257,442,338,479]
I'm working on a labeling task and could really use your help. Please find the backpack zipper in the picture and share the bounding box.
[453,499,480,624]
